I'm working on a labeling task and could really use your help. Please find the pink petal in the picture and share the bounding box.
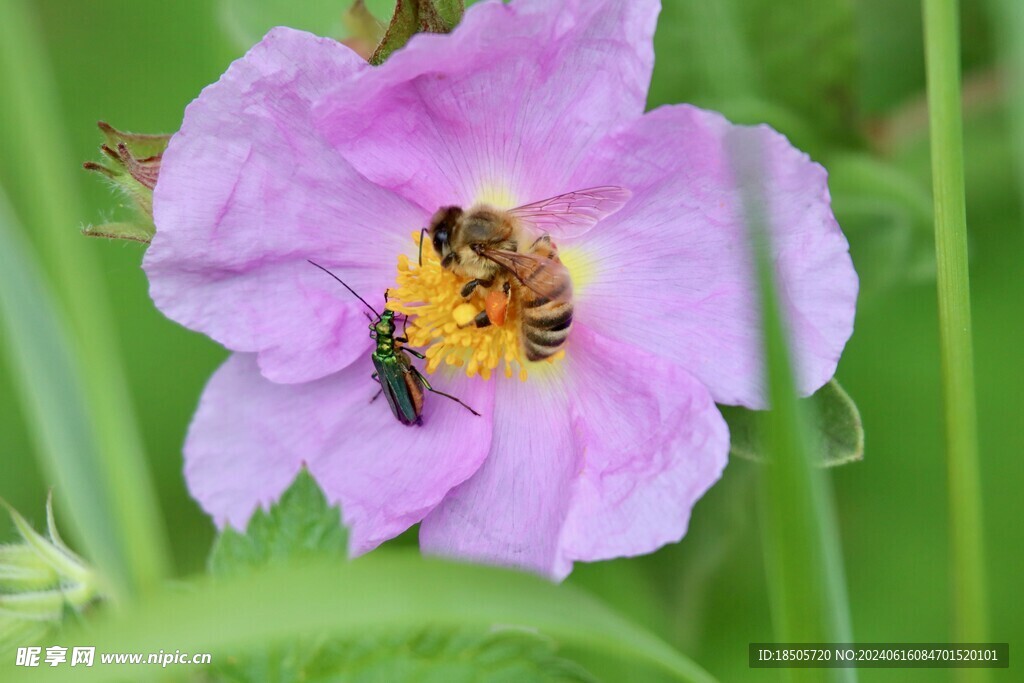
[419,371,577,576]
[185,354,495,554]
[315,0,659,211]
[145,28,426,384]
[566,105,858,408]
[556,326,728,576]
[421,326,728,580]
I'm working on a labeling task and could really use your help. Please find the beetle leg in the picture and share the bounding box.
[413,368,481,416]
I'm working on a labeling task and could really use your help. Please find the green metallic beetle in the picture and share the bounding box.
[308,261,480,426]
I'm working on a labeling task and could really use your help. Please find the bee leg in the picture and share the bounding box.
[456,309,493,329]
[402,347,426,360]
[370,389,383,403]
[459,277,494,298]
[414,368,481,417]
[473,310,493,328]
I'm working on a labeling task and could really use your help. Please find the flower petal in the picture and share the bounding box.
[419,367,577,577]
[316,0,660,211]
[557,326,729,576]
[184,353,495,553]
[420,326,728,580]
[145,28,426,384]
[566,105,858,407]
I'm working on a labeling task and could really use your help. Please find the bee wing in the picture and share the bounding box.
[478,248,572,301]
[507,186,631,238]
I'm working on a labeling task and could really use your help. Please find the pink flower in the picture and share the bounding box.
[145,0,857,579]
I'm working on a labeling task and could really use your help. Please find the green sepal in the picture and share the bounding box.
[721,378,864,467]
[1,496,92,586]
[208,469,348,579]
[0,497,99,649]
[82,121,170,244]
[97,121,170,160]
[0,545,59,592]
[81,221,155,244]
[343,0,387,60]
[370,0,465,65]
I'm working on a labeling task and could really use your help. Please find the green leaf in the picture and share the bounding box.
[370,0,464,66]
[721,379,864,467]
[217,627,598,683]
[207,476,597,682]
[650,0,859,148]
[10,556,716,683]
[209,470,348,578]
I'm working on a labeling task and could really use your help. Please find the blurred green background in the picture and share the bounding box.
[0,0,1020,680]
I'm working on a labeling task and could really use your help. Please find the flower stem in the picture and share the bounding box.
[921,0,990,665]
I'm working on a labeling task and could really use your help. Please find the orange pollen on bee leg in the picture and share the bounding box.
[385,232,565,381]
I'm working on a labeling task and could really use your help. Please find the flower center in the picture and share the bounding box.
[386,233,565,381]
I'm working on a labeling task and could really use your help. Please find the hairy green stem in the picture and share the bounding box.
[0,0,169,596]
[921,0,990,666]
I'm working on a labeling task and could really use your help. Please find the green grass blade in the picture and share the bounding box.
[7,555,718,683]
[0,190,125,600]
[729,132,855,683]
[0,0,169,594]
[921,0,990,668]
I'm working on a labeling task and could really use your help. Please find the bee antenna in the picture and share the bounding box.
[418,227,427,267]
[307,260,380,317]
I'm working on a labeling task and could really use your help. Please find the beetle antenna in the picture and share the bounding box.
[307,260,380,317]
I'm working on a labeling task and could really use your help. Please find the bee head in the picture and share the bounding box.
[427,206,463,264]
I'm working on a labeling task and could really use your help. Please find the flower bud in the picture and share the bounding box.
[82,121,171,243]
[0,496,98,648]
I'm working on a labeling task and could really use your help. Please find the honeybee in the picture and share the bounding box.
[424,186,630,361]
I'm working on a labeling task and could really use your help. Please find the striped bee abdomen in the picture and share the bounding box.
[521,298,573,361]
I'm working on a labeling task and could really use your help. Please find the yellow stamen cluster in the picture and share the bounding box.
[386,233,563,381]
